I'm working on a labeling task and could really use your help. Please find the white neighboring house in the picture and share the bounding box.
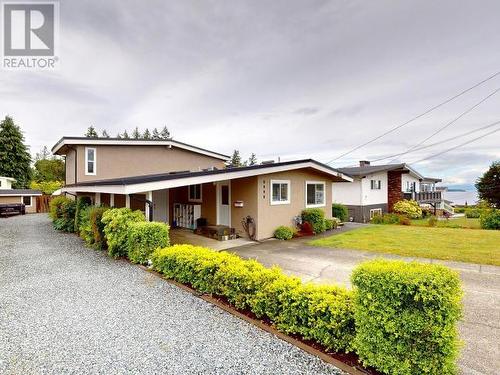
[0,176,42,214]
[333,161,450,223]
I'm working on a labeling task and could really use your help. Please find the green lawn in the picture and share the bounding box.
[411,217,481,229]
[310,225,500,266]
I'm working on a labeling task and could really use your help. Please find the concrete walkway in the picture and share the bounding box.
[230,224,500,375]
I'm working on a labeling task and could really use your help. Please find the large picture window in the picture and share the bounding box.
[306,181,325,207]
[85,147,96,175]
[270,180,290,205]
[189,184,202,202]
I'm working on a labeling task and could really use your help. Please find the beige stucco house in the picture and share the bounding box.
[52,137,352,240]
[0,176,42,214]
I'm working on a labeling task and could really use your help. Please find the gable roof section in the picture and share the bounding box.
[0,189,42,196]
[51,137,231,161]
[62,159,353,195]
[337,163,425,180]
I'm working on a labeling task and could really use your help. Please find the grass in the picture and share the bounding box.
[411,217,481,229]
[310,225,500,266]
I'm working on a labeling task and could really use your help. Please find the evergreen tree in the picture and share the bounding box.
[85,125,98,138]
[0,116,32,188]
[152,127,160,139]
[160,126,171,139]
[116,132,122,139]
[35,146,51,161]
[476,161,500,208]
[101,129,110,138]
[132,127,141,139]
[143,128,151,139]
[122,130,130,139]
[248,153,257,166]
[229,150,243,167]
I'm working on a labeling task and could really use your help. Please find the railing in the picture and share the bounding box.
[403,191,442,202]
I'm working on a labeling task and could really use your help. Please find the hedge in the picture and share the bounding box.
[90,206,110,249]
[480,209,500,230]
[49,196,77,232]
[302,208,326,234]
[101,208,145,258]
[351,260,462,375]
[274,225,295,240]
[127,221,170,264]
[151,245,355,352]
[393,200,422,219]
[332,203,348,222]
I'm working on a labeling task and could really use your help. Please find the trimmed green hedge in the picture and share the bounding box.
[127,221,170,264]
[480,209,500,230]
[102,208,145,258]
[274,225,295,240]
[332,203,348,222]
[351,260,462,375]
[151,244,355,352]
[302,208,326,234]
[49,196,77,232]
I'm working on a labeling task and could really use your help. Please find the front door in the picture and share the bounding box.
[217,181,230,226]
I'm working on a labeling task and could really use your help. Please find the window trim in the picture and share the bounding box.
[370,208,382,219]
[370,179,381,190]
[188,184,202,202]
[85,147,97,176]
[305,180,326,208]
[22,196,32,207]
[270,179,291,205]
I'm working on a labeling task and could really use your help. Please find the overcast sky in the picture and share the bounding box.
[1,0,499,187]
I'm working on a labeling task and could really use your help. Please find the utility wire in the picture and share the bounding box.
[409,126,500,164]
[347,120,500,164]
[325,70,500,164]
[386,87,500,163]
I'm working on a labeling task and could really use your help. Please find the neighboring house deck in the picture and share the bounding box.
[333,161,448,223]
[52,137,352,240]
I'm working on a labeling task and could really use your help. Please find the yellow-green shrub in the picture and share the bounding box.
[393,199,422,219]
[351,260,462,375]
[101,208,145,258]
[127,221,170,264]
[151,244,355,352]
[49,196,77,232]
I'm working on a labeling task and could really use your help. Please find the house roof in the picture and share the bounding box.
[337,163,425,180]
[0,176,16,182]
[62,159,353,195]
[51,137,231,161]
[422,177,442,183]
[0,189,42,196]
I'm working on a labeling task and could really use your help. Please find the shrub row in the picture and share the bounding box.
[480,209,500,230]
[49,196,77,232]
[371,213,410,225]
[151,244,356,352]
[393,200,422,219]
[332,203,348,222]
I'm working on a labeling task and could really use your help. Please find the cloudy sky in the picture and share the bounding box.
[1,0,499,188]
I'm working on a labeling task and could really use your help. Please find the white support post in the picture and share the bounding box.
[125,194,130,208]
[110,193,115,207]
[95,192,101,206]
[145,191,153,221]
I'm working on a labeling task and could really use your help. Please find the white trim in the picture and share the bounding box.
[52,138,230,161]
[110,193,115,207]
[0,193,42,197]
[21,196,32,207]
[60,161,352,195]
[145,191,153,221]
[0,176,16,182]
[85,147,97,176]
[188,184,203,202]
[270,179,291,205]
[305,180,326,208]
[370,208,383,219]
[125,194,130,208]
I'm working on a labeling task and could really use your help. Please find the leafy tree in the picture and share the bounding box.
[476,161,500,208]
[30,180,63,194]
[152,127,160,139]
[132,127,141,139]
[143,128,151,139]
[101,129,110,138]
[0,116,32,188]
[248,153,257,166]
[33,158,64,182]
[122,130,130,139]
[229,150,243,167]
[85,125,98,138]
[35,146,51,161]
[160,126,171,139]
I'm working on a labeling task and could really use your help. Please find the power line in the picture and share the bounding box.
[409,126,500,164]
[369,120,500,162]
[386,87,500,163]
[325,70,500,164]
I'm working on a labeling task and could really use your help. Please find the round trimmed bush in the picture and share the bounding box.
[480,209,500,230]
[332,203,348,222]
[393,199,422,219]
[127,221,170,264]
[274,226,294,240]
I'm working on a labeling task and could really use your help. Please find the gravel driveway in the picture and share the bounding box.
[0,214,343,375]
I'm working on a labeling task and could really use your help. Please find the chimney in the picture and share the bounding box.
[359,160,371,167]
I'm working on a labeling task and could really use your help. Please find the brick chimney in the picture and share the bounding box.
[359,160,371,167]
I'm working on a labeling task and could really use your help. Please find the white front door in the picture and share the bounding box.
[217,181,230,226]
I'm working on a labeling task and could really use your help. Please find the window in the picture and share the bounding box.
[370,180,381,190]
[306,181,325,207]
[370,208,382,219]
[85,147,96,175]
[189,184,202,202]
[270,180,290,205]
[22,196,32,207]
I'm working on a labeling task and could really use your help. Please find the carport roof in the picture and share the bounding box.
[0,189,42,196]
[62,159,353,195]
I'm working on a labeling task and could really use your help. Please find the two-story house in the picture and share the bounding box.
[52,137,352,240]
[332,161,447,222]
[0,176,42,214]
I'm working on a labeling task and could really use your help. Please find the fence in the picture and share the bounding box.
[36,195,53,213]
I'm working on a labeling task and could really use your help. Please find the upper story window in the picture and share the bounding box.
[189,184,202,202]
[271,180,290,205]
[306,181,325,208]
[370,180,381,190]
[85,147,96,175]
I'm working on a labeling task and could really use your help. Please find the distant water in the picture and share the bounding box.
[442,191,479,206]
